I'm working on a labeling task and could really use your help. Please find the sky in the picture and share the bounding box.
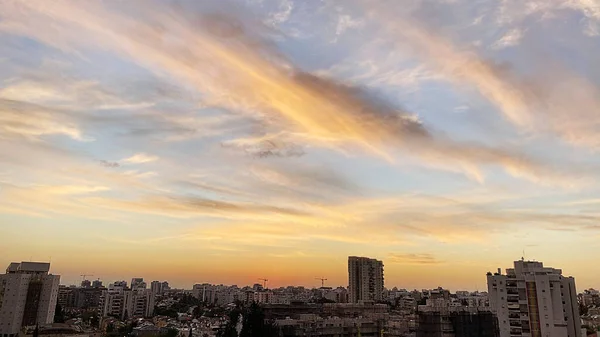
[1,0,600,291]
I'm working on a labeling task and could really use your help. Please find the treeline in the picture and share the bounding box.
[216,302,277,337]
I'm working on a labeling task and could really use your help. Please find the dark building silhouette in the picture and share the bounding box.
[417,310,499,337]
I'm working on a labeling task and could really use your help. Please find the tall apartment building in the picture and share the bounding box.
[0,262,61,337]
[487,259,581,337]
[416,298,499,337]
[150,281,161,295]
[348,256,384,303]
[161,282,169,292]
[124,290,155,318]
[130,278,146,290]
[57,285,106,310]
[150,281,169,295]
[99,283,154,319]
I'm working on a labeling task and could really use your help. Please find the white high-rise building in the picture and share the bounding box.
[487,259,581,337]
[348,256,384,303]
[130,278,146,290]
[100,284,154,319]
[0,262,60,337]
[124,289,154,318]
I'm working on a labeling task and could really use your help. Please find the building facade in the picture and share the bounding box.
[0,262,60,337]
[487,260,582,337]
[100,283,154,319]
[276,315,386,337]
[150,281,161,295]
[130,278,147,290]
[417,298,498,337]
[348,256,384,303]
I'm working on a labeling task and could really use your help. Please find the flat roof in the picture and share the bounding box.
[6,262,51,273]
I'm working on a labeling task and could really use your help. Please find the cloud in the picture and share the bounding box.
[83,194,312,223]
[0,99,86,141]
[366,1,600,149]
[388,253,443,265]
[222,133,306,158]
[334,14,364,39]
[491,28,524,49]
[265,0,294,26]
[0,0,578,184]
[99,160,120,168]
[0,182,112,220]
[122,153,159,164]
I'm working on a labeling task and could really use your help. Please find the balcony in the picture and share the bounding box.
[507,295,520,302]
[510,328,522,335]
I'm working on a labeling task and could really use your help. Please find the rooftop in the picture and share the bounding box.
[6,261,51,274]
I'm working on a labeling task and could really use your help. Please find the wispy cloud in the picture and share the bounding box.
[0,99,86,141]
[388,253,443,265]
[1,0,600,287]
[491,28,524,49]
[0,0,578,184]
[122,153,159,164]
[365,0,600,149]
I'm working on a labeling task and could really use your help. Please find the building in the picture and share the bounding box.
[100,283,154,319]
[150,281,161,295]
[0,262,61,337]
[417,310,499,337]
[57,285,105,310]
[323,287,349,303]
[276,315,386,337]
[348,256,384,303]
[124,290,155,318]
[417,298,498,337]
[160,282,169,293]
[487,259,582,337]
[149,281,169,296]
[131,278,146,290]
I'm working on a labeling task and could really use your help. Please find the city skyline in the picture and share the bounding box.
[9,255,585,293]
[2,0,600,291]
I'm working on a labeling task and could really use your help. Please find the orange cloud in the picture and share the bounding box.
[0,0,578,185]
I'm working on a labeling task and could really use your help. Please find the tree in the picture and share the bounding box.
[54,303,65,323]
[316,297,335,304]
[157,328,179,337]
[155,306,178,318]
[580,302,589,316]
[90,314,99,329]
[106,323,115,334]
[216,309,241,337]
[239,303,277,337]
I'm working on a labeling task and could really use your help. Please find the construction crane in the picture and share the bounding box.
[80,274,93,281]
[315,277,328,288]
[258,278,268,289]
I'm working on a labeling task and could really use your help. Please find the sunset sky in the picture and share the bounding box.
[1,0,600,291]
